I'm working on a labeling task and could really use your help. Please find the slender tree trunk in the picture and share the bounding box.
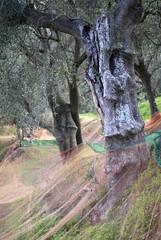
[69,81,83,145]
[68,38,83,145]
[135,59,159,116]
[142,74,159,116]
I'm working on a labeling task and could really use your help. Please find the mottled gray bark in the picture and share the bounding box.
[69,39,83,145]
[84,1,150,212]
[47,87,77,153]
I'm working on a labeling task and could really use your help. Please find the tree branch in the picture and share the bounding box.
[23,4,92,42]
[74,52,87,67]
[34,28,60,42]
[113,0,143,48]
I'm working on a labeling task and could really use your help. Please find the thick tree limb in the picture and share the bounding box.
[22,4,92,42]
[111,0,142,49]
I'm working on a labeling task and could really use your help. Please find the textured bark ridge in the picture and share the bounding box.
[85,12,145,150]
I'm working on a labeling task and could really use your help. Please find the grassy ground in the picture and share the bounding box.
[138,96,161,120]
[41,160,161,240]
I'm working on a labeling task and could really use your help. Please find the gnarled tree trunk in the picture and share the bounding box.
[47,87,77,153]
[84,1,150,212]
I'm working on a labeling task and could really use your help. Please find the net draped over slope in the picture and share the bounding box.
[0,143,108,240]
[0,116,161,240]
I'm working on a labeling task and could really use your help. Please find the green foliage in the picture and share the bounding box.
[0,0,24,24]
[138,96,161,120]
[15,214,60,240]
[86,142,105,155]
[49,215,83,240]
[79,111,98,116]
[85,167,95,180]
[31,214,60,240]
[79,221,118,240]
[0,0,25,57]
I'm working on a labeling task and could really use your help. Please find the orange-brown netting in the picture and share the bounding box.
[0,141,108,240]
[145,112,161,134]
[0,140,155,240]
[0,116,161,240]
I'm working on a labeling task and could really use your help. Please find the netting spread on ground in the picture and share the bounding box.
[0,129,161,239]
[0,143,107,240]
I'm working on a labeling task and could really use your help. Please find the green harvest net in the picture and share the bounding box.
[21,139,58,147]
[20,130,161,167]
[86,130,161,167]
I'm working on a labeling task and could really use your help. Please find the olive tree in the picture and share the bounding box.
[1,0,150,212]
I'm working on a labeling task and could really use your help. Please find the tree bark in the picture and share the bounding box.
[47,87,77,153]
[68,39,83,145]
[84,1,150,212]
[69,82,82,145]
[135,59,159,116]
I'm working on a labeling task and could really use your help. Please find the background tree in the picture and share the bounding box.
[133,0,161,117]
[19,28,88,149]
[0,14,90,151]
